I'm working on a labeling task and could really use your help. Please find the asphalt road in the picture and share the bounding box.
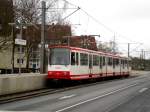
[0,73,150,112]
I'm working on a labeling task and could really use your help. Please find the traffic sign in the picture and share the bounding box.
[15,39,27,45]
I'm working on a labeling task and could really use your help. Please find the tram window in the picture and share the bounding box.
[108,58,110,65]
[113,58,115,68]
[108,57,112,66]
[76,52,79,65]
[100,56,102,68]
[122,60,125,68]
[110,58,112,65]
[127,60,129,69]
[121,60,123,65]
[121,60,122,66]
[116,59,117,65]
[116,59,118,65]
[49,48,70,65]
[93,55,99,66]
[71,52,75,65]
[119,59,121,66]
[80,53,88,65]
[116,59,119,65]
[103,57,105,66]
[125,60,127,67]
[124,60,126,67]
[89,55,92,68]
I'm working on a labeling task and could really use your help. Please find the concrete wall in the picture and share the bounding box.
[0,73,47,95]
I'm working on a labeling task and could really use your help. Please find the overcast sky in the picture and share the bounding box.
[63,0,150,58]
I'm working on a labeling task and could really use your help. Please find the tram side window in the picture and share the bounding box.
[122,60,125,68]
[124,60,125,68]
[108,58,110,65]
[100,56,102,68]
[80,53,88,65]
[103,57,105,66]
[125,60,127,68]
[110,58,113,66]
[124,60,126,68]
[71,52,75,65]
[119,59,121,65]
[76,52,79,65]
[127,60,129,69]
[121,60,122,67]
[93,55,99,66]
[114,58,118,66]
[113,58,115,68]
[116,59,119,66]
[108,57,112,66]
[124,60,126,67]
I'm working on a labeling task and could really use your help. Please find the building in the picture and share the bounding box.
[69,35,98,51]
[0,24,72,73]
[0,24,98,73]
[0,45,27,74]
[27,24,72,72]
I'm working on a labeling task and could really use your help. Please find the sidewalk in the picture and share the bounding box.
[131,70,150,76]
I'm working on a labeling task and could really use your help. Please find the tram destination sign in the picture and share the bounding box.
[15,39,27,46]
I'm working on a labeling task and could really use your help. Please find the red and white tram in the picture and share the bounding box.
[47,46,131,81]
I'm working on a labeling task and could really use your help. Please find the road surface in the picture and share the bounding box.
[0,72,150,112]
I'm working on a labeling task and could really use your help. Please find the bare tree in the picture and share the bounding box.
[45,0,68,24]
[97,41,118,54]
[0,0,14,51]
[13,0,69,71]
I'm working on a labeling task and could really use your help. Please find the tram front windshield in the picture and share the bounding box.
[49,48,70,65]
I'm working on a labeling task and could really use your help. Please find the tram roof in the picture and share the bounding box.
[48,45,129,59]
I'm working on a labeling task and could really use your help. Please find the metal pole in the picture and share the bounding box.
[141,49,144,60]
[144,51,145,60]
[11,26,14,74]
[113,33,116,54]
[128,43,130,57]
[40,1,46,74]
[19,19,23,75]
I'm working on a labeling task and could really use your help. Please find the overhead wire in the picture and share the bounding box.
[62,0,142,44]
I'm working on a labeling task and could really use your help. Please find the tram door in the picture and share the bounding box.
[89,55,93,75]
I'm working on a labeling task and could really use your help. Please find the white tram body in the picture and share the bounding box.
[47,46,131,80]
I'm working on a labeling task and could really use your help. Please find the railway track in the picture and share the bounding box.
[0,76,137,104]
